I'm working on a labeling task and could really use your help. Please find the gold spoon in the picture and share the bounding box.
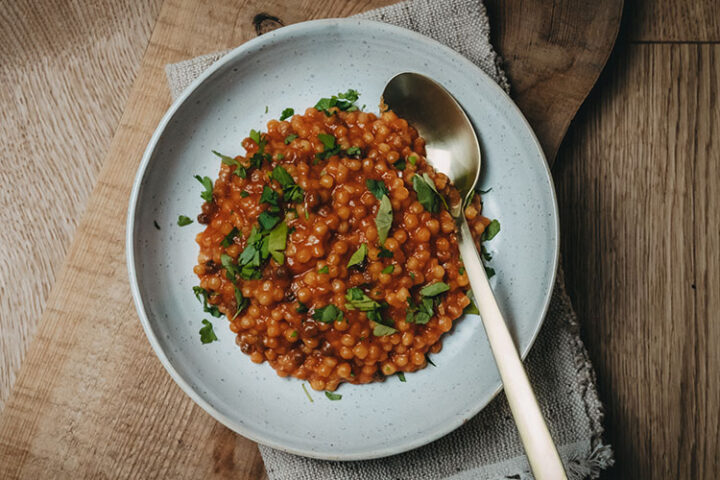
[383,72,567,480]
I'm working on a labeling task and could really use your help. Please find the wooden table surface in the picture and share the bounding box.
[0,0,718,478]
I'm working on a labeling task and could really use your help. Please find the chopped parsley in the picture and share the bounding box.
[481,245,492,261]
[420,282,450,297]
[464,294,480,315]
[381,265,394,275]
[258,211,280,230]
[485,265,496,278]
[366,179,389,200]
[220,227,240,247]
[302,383,314,403]
[459,266,466,275]
[344,287,381,311]
[312,304,344,324]
[233,287,249,319]
[213,150,246,178]
[318,265,329,274]
[240,190,250,198]
[378,247,393,258]
[270,165,304,203]
[221,253,242,282]
[314,89,360,115]
[177,215,193,226]
[248,130,271,168]
[373,324,397,336]
[392,158,406,170]
[346,146,362,157]
[408,154,418,165]
[194,175,214,202]
[290,330,298,338]
[199,319,218,344]
[374,195,393,245]
[260,186,280,207]
[267,221,288,264]
[406,296,435,325]
[426,355,437,367]
[193,286,222,317]
[325,391,342,401]
[397,372,406,382]
[279,107,294,121]
[412,173,446,213]
[481,219,501,241]
[316,133,342,161]
[296,302,309,313]
[284,134,298,144]
[347,243,368,268]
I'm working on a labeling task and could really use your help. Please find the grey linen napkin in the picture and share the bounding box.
[165,1,614,478]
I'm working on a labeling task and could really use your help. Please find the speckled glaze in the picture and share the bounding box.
[126,19,559,461]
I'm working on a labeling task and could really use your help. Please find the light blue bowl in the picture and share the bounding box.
[126,18,559,460]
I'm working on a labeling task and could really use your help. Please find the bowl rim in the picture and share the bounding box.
[125,17,560,461]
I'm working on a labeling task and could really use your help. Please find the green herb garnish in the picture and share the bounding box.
[177,215,193,226]
[373,324,398,336]
[347,243,368,268]
[397,372,406,382]
[240,191,250,198]
[366,179,389,200]
[408,154,418,165]
[392,158,406,170]
[284,134,298,144]
[220,227,240,247]
[481,219,501,241]
[199,319,218,344]
[213,150,247,178]
[325,391,342,401]
[221,253,242,282]
[412,173,447,213]
[296,302,309,313]
[346,146,361,157]
[485,266,496,278]
[314,89,360,115]
[267,221,288,264]
[192,286,222,317]
[271,165,304,203]
[279,108,294,121]
[312,304,344,324]
[344,287,381,311]
[420,282,450,297]
[260,186,280,206]
[194,175,214,202]
[302,383,314,403]
[233,287,249,319]
[316,133,342,161]
[381,265,394,274]
[378,247,393,258]
[374,195,393,245]
[258,211,280,231]
[318,265,329,274]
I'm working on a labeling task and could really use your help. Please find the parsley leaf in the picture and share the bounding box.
[397,372,406,382]
[373,324,398,336]
[481,245,493,261]
[314,89,360,115]
[199,319,218,344]
[346,146,361,157]
[347,243,368,268]
[249,129,262,144]
[177,215,193,226]
[316,133,342,161]
[408,154,418,165]
[374,195,393,245]
[284,133,298,144]
[318,265,329,274]
[192,286,222,317]
[194,175,214,202]
[412,173,447,213]
[464,293,480,315]
[366,179,389,200]
[271,165,304,203]
[325,391,342,401]
[406,296,435,325]
[420,282,450,297]
[221,227,240,247]
[267,221,288,265]
[213,150,246,178]
[378,247,393,258]
[312,304,343,324]
[302,383,314,403]
[296,302,309,313]
[258,211,280,231]
[481,219,501,241]
[392,158,406,170]
[233,287,249,319]
[381,265,394,274]
[344,287,381,311]
[485,265,496,278]
[280,108,294,120]
[260,186,279,206]
[221,253,241,282]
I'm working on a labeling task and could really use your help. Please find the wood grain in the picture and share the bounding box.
[0,0,164,410]
[627,0,720,42]
[554,43,720,479]
[485,0,624,162]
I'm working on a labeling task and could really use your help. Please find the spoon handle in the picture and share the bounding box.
[458,219,567,480]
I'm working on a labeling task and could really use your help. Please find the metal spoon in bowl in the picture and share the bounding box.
[383,72,567,480]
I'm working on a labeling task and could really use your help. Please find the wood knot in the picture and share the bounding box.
[253,13,284,35]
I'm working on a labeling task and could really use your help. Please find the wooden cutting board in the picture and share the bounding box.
[0,0,622,477]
